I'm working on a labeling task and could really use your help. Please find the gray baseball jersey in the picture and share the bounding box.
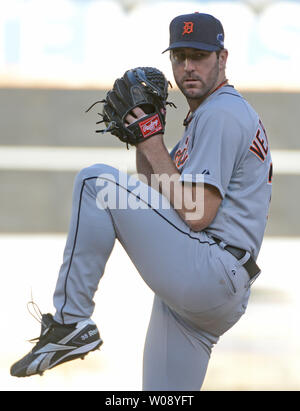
[51,85,271,390]
[171,85,272,259]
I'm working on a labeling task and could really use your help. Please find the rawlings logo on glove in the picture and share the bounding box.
[139,114,163,138]
[86,67,176,147]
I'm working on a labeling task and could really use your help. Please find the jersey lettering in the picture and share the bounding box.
[268,162,273,184]
[174,136,189,169]
[249,120,269,162]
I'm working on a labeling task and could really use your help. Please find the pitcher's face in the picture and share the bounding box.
[171,48,228,108]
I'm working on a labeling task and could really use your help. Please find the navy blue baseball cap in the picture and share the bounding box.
[163,12,225,53]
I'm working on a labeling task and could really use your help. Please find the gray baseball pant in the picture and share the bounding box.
[53,163,251,390]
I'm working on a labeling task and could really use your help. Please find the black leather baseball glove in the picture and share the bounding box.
[86,67,175,147]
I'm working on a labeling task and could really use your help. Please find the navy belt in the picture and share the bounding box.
[212,237,260,280]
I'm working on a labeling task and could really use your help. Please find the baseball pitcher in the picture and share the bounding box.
[11,13,272,391]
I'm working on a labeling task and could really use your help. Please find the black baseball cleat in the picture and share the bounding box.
[10,311,103,378]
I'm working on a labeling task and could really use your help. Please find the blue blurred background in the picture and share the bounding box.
[1,0,300,90]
